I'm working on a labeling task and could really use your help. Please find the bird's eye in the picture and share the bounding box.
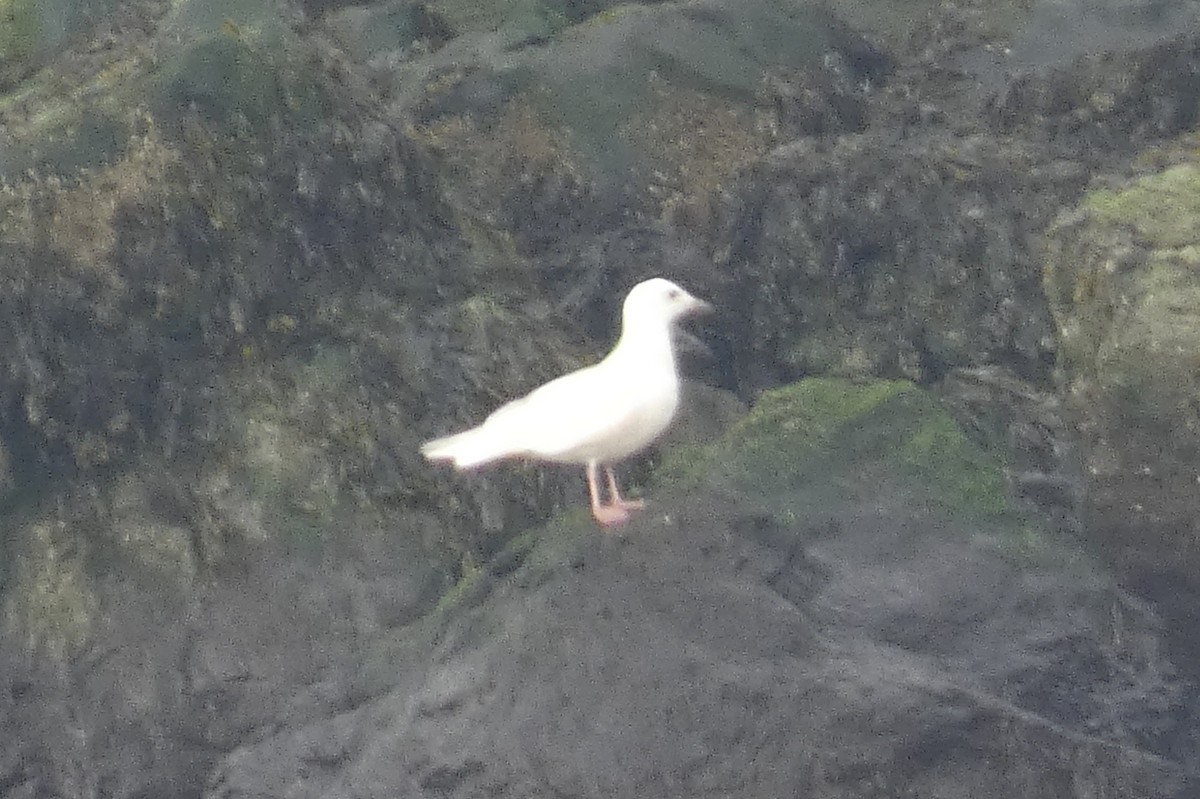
[668,289,681,300]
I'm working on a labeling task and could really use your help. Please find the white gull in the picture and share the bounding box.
[421,277,712,526]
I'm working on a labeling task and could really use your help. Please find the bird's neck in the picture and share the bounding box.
[609,318,678,374]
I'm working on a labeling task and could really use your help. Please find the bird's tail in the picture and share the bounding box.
[420,426,515,470]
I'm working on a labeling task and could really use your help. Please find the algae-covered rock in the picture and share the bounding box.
[0,0,330,179]
[663,377,1012,524]
[1044,162,1200,584]
[714,135,1068,388]
[1,519,97,660]
[429,0,569,40]
[0,0,482,688]
[401,0,887,248]
[148,23,331,137]
[986,30,1200,150]
[2,0,1199,795]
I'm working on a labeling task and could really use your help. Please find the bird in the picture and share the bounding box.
[421,277,712,527]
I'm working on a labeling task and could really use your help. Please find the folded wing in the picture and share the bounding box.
[421,359,672,469]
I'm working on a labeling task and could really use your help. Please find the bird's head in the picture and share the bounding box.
[622,278,713,328]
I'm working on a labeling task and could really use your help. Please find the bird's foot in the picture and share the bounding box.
[614,497,645,511]
[592,504,632,527]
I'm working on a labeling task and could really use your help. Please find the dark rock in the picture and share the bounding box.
[711,135,1078,392]
[392,0,888,250]
[936,366,1083,532]
[985,32,1200,152]
[3,1,1200,798]
[205,380,1198,799]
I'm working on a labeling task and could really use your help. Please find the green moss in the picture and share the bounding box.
[896,407,1010,518]
[430,556,488,617]
[1083,163,1200,248]
[738,377,908,443]
[706,377,912,494]
[651,440,716,488]
[1048,164,1200,404]
[662,378,1011,523]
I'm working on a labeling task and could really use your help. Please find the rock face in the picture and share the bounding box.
[207,381,1195,798]
[2,0,1200,796]
[1043,163,1200,615]
[711,135,1073,388]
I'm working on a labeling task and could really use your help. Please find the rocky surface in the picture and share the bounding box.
[710,134,1074,388]
[1,0,1200,796]
[1044,161,1200,671]
[207,381,1196,798]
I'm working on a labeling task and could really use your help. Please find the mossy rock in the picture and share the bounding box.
[662,377,1012,523]
[529,0,848,175]
[324,2,454,62]
[410,0,881,202]
[4,519,98,659]
[1043,162,1200,582]
[426,377,1040,631]
[1079,163,1200,248]
[1044,164,1200,433]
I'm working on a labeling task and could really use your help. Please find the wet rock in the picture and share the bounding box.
[0,0,129,90]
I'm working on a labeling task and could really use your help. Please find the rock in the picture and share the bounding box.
[0,0,127,90]
[711,135,1075,389]
[389,0,888,253]
[1043,162,1200,591]
[2,1,1200,796]
[986,32,1200,150]
[323,2,454,61]
[936,365,1083,532]
[206,379,1196,798]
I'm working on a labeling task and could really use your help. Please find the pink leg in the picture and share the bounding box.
[605,467,645,511]
[587,461,630,527]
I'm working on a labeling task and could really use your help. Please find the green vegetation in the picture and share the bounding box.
[1082,163,1200,248]
[1046,164,1200,394]
[661,378,1011,523]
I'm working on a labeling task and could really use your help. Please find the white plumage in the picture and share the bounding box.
[422,277,711,526]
